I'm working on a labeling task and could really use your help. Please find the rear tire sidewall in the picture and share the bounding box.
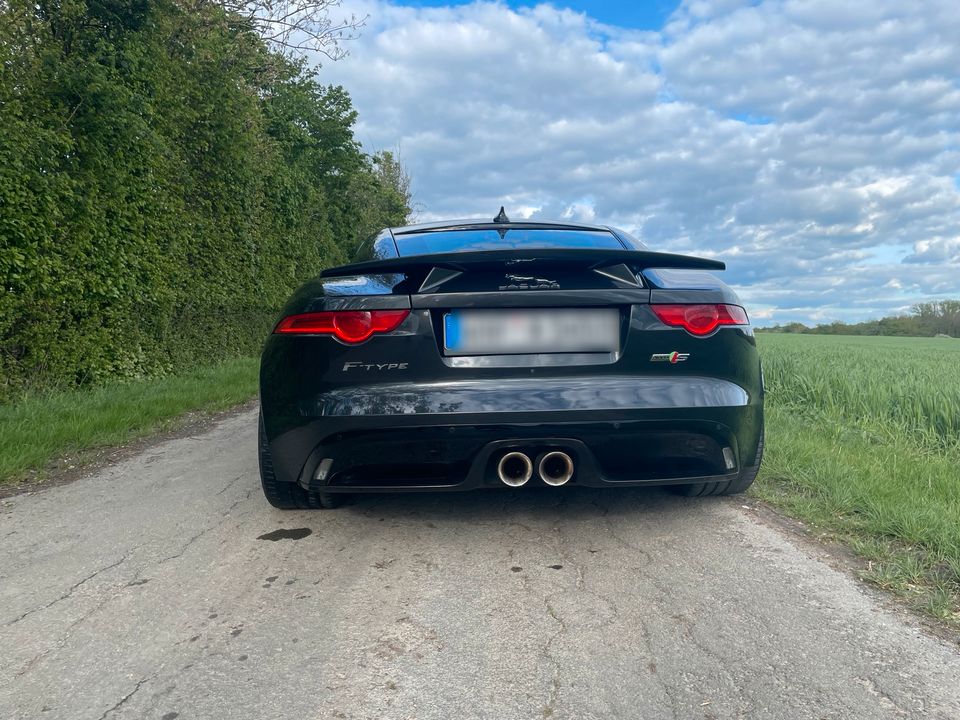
[259,413,344,509]
[672,426,764,497]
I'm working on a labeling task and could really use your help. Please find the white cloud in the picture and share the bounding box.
[904,237,960,264]
[319,0,960,324]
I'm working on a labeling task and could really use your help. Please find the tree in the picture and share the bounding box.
[336,149,412,257]
[204,0,366,59]
[912,301,960,337]
[0,0,408,396]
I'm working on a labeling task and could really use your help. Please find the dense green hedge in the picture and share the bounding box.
[0,1,409,398]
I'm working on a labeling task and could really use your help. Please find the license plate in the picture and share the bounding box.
[443,308,620,356]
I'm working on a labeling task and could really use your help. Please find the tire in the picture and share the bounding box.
[258,415,344,509]
[672,428,764,497]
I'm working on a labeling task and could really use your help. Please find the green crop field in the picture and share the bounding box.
[756,334,960,626]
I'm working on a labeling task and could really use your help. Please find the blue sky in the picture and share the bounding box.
[399,0,680,29]
[320,0,960,325]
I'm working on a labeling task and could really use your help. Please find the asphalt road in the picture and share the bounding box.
[2,409,959,720]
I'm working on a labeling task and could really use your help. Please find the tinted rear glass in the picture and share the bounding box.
[394,228,624,256]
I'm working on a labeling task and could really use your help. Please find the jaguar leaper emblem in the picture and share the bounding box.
[499,274,560,290]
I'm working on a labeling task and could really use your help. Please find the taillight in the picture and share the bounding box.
[274,310,410,343]
[650,304,749,336]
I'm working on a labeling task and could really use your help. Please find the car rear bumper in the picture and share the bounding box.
[262,375,763,492]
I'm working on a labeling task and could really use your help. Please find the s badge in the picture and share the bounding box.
[650,352,690,364]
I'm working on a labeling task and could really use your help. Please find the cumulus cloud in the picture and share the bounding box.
[903,237,960,264]
[318,0,960,324]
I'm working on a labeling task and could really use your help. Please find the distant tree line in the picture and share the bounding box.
[0,0,410,398]
[760,300,960,337]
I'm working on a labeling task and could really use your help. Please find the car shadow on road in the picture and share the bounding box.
[329,485,722,524]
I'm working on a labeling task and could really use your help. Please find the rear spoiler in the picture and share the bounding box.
[320,249,725,278]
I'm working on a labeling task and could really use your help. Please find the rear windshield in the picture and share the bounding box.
[394,228,624,256]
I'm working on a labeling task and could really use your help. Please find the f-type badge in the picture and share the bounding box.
[650,352,690,364]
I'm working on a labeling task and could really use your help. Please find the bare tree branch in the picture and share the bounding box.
[207,0,367,60]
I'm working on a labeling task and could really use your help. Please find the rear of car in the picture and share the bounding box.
[258,219,763,508]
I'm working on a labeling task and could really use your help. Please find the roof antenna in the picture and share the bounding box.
[493,206,510,224]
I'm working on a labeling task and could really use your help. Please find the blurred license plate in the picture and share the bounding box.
[443,308,619,356]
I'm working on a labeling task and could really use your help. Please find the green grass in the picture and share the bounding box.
[756,334,960,627]
[0,357,259,484]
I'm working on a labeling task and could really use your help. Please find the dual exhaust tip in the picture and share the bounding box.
[497,450,574,487]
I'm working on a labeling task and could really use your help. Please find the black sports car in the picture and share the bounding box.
[258,209,763,508]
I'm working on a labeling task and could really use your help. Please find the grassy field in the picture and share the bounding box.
[756,334,960,626]
[0,358,259,484]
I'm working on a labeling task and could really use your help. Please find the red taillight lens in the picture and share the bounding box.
[650,304,749,336]
[274,310,410,343]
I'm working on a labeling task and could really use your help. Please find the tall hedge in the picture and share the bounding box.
[0,0,409,398]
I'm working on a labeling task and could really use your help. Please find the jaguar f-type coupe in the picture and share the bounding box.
[258,209,763,508]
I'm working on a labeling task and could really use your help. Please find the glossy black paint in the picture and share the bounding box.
[260,219,763,496]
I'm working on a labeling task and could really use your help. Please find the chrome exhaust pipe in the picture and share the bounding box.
[497,451,533,487]
[538,451,574,487]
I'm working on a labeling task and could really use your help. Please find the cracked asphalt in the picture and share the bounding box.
[2,409,959,720]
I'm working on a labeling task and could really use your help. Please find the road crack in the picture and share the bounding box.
[215,473,245,496]
[96,675,154,719]
[157,488,252,565]
[5,554,128,626]
[541,598,567,718]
